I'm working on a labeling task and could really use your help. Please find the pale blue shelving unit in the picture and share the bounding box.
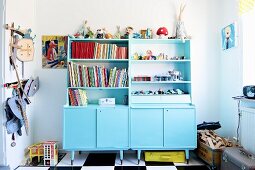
[63,38,196,165]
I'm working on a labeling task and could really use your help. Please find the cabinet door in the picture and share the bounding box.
[131,108,163,148]
[164,108,196,148]
[63,107,96,149]
[97,107,129,148]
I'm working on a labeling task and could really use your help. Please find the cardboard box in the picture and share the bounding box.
[197,141,222,168]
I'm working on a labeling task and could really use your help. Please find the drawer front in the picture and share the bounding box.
[131,95,191,104]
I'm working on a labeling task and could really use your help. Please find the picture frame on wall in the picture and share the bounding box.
[42,35,68,69]
[222,22,237,50]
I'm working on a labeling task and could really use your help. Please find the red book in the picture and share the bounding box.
[71,42,75,59]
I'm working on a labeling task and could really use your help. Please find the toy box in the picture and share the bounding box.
[145,151,185,163]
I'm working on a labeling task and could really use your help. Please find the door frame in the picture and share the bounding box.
[0,0,6,166]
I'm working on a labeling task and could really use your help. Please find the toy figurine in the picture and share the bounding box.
[156,27,168,39]
[145,50,152,60]
[133,32,142,39]
[96,29,104,39]
[85,27,94,39]
[114,26,121,39]
[173,3,191,42]
[122,26,133,39]
[104,28,113,39]
[133,53,139,60]
[146,28,153,39]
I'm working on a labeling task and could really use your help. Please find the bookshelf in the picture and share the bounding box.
[63,38,196,165]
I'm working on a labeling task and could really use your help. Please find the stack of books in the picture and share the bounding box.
[68,89,87,106]
[71,42,128,59]
[68,62,128,87]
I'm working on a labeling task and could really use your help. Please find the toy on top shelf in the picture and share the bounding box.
[122,26,133,39]
[172,3,191,42]
[114,26,121,39]
[95,28,105,39]
[146,28,153,39]
[133,32,142,39]
[70,20,94,39]
[104,28,113,39]
[156,27,168,39]
[85,27,94,39]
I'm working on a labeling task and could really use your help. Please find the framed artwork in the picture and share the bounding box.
[42,35,68,68]
[222,23,237,50]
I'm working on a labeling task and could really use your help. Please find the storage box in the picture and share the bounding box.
[197,141,222,168]
[221,147,255,170]
[145,151,186,163]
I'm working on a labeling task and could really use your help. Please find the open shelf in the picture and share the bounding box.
[131,81,191,84]
[68,87,129,90]
[69,59,129,63]
[131,60,190,63]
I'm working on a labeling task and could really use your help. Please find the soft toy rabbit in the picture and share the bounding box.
[174,3,190,42]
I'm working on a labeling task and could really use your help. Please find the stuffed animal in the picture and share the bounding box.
[174,3,191,42]
[96,29,104,39]
[122,26,133,39]
[114,26,121,39]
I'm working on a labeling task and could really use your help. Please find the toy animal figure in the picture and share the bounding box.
[114,26,121,39]
[85,27,94,39]
[103,28,113,39]
[96,29,104,39]
[174,3,190,42]
[122,26,133,39]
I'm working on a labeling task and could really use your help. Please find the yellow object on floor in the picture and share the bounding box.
[144,151,186,163]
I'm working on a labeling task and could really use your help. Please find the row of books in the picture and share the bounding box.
[68,89,87,106]
[68,62,128,87]
[71,42,128,59]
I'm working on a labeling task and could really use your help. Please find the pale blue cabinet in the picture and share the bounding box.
[63,107,96,149]
[97,107,129,148]
[131,108,163,148]
[164,108,196,148]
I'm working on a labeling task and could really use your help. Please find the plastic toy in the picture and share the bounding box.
[114,26,121,39]
[28,143,44,162]
[146,28,153,39]
[96,29,104,39]
[85,27,94,39]
[133,32,142,39]
[133,53,139,60]
[156,27,168,39]
[43,141,58,166]
[122,26,133,39]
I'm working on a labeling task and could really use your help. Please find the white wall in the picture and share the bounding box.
[4,0,36,169]
[218,0,243,138]
[34,0,222,146]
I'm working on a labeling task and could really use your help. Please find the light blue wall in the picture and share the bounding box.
[219,0,243,138]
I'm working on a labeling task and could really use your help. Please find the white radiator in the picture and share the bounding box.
[240,106,255,154]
